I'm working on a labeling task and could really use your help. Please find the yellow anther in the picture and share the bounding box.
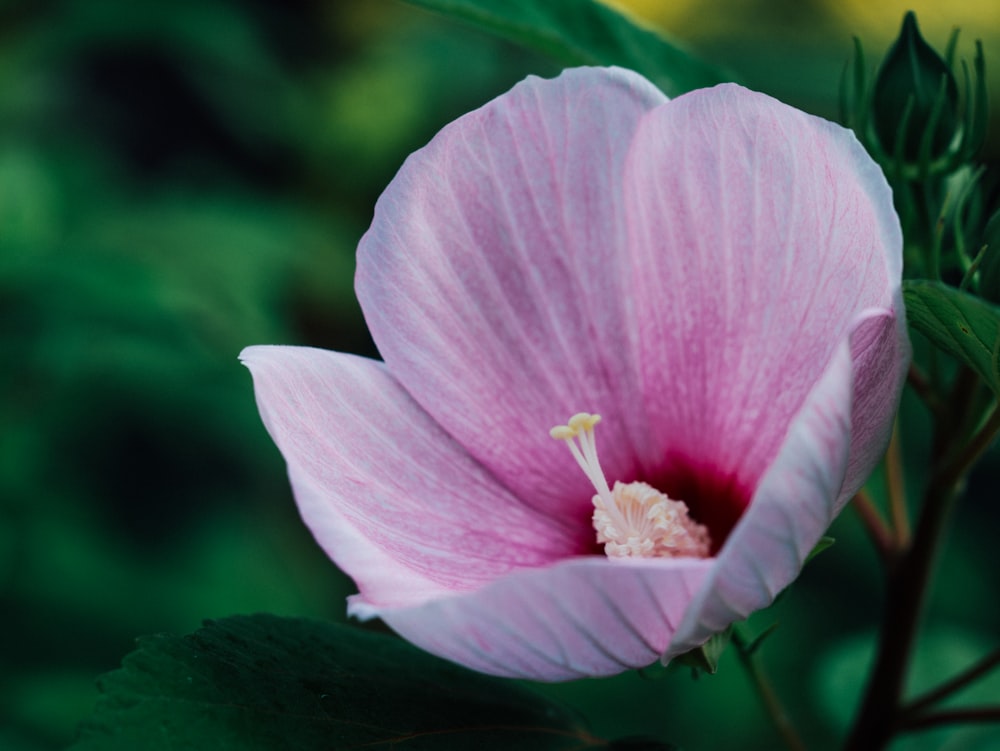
[567,412,601,432]
[550,411,710,560]
[549,425,577,440]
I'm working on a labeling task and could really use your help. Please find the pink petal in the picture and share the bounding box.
[839,305,910,505]
[243,73,910,682]
[240,345,585,610]
[621,83,905,543]
[382,556,714,681]
[356,67,667,520]
[665,335,855,659]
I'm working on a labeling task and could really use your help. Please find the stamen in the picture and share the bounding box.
[550,412,712,560]
[549,412,614,509]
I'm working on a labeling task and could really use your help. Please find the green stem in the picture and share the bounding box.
[906,362,945,420]
[900,706,1000,732]
[932,367,977,461]
[884,422,910,548]
[733,628,806,751]
[920,181,945,281]
[843,481,959,750]
[844,397,1000,750]
[902,647,1000,717]
[936,401,1000,490]
[851,489,895,564]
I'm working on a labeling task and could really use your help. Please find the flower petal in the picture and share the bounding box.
[356,67,667,520]
[240,346,584,610]
[839,303,910,505]
[621,83,904,541]
[664,334,855,659]
[381,556,714,681]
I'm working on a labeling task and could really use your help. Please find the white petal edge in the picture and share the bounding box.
[380,555,715,681]
[664,313,875,660]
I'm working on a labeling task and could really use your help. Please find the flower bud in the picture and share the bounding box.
[872,12,959,163]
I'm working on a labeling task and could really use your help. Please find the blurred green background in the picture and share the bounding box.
[1,1,998,749]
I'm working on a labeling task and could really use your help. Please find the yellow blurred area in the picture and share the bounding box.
[828,0,999,38]
[609,0,999,44]
[605,0,999,144]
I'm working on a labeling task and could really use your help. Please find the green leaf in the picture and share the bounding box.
[806,536,836,564]
[674,628,731,676]
[904,280,1000,396]
[70,614,672,750]
[400,0,725,96]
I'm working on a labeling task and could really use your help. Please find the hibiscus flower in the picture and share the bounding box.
[242,67,908,681]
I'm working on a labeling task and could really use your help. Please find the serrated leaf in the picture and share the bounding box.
[904,280,1000,396]
[400,0,725,96]
[70,614,674,751]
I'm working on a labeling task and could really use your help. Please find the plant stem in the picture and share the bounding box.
[884,422,910,547]
[906,362,943,418]
[902,647,1000,717]
[843,436,970,750]
[901,706,1000,732]
[933,367,978,461]
[936,401,1000,490]
[844,488,957,749]
[844,398,1000,750]
[851,489,895,564]
[732,629,806,751]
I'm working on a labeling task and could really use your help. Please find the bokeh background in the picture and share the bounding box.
[2,1,999,749]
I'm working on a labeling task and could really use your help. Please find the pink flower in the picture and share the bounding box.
[242,67,908,681]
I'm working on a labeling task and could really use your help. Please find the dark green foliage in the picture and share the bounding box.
[70,615,673,751]
[904,280,1000,397]
[979,211,1000,305]
[400,0,726,96]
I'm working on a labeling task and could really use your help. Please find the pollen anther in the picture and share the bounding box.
[550,412,711,560]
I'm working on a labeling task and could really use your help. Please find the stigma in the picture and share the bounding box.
[550,413,711,559]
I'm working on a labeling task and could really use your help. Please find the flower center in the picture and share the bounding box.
[550,413,711,559]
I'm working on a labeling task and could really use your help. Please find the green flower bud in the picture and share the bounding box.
[872,12,959,163]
